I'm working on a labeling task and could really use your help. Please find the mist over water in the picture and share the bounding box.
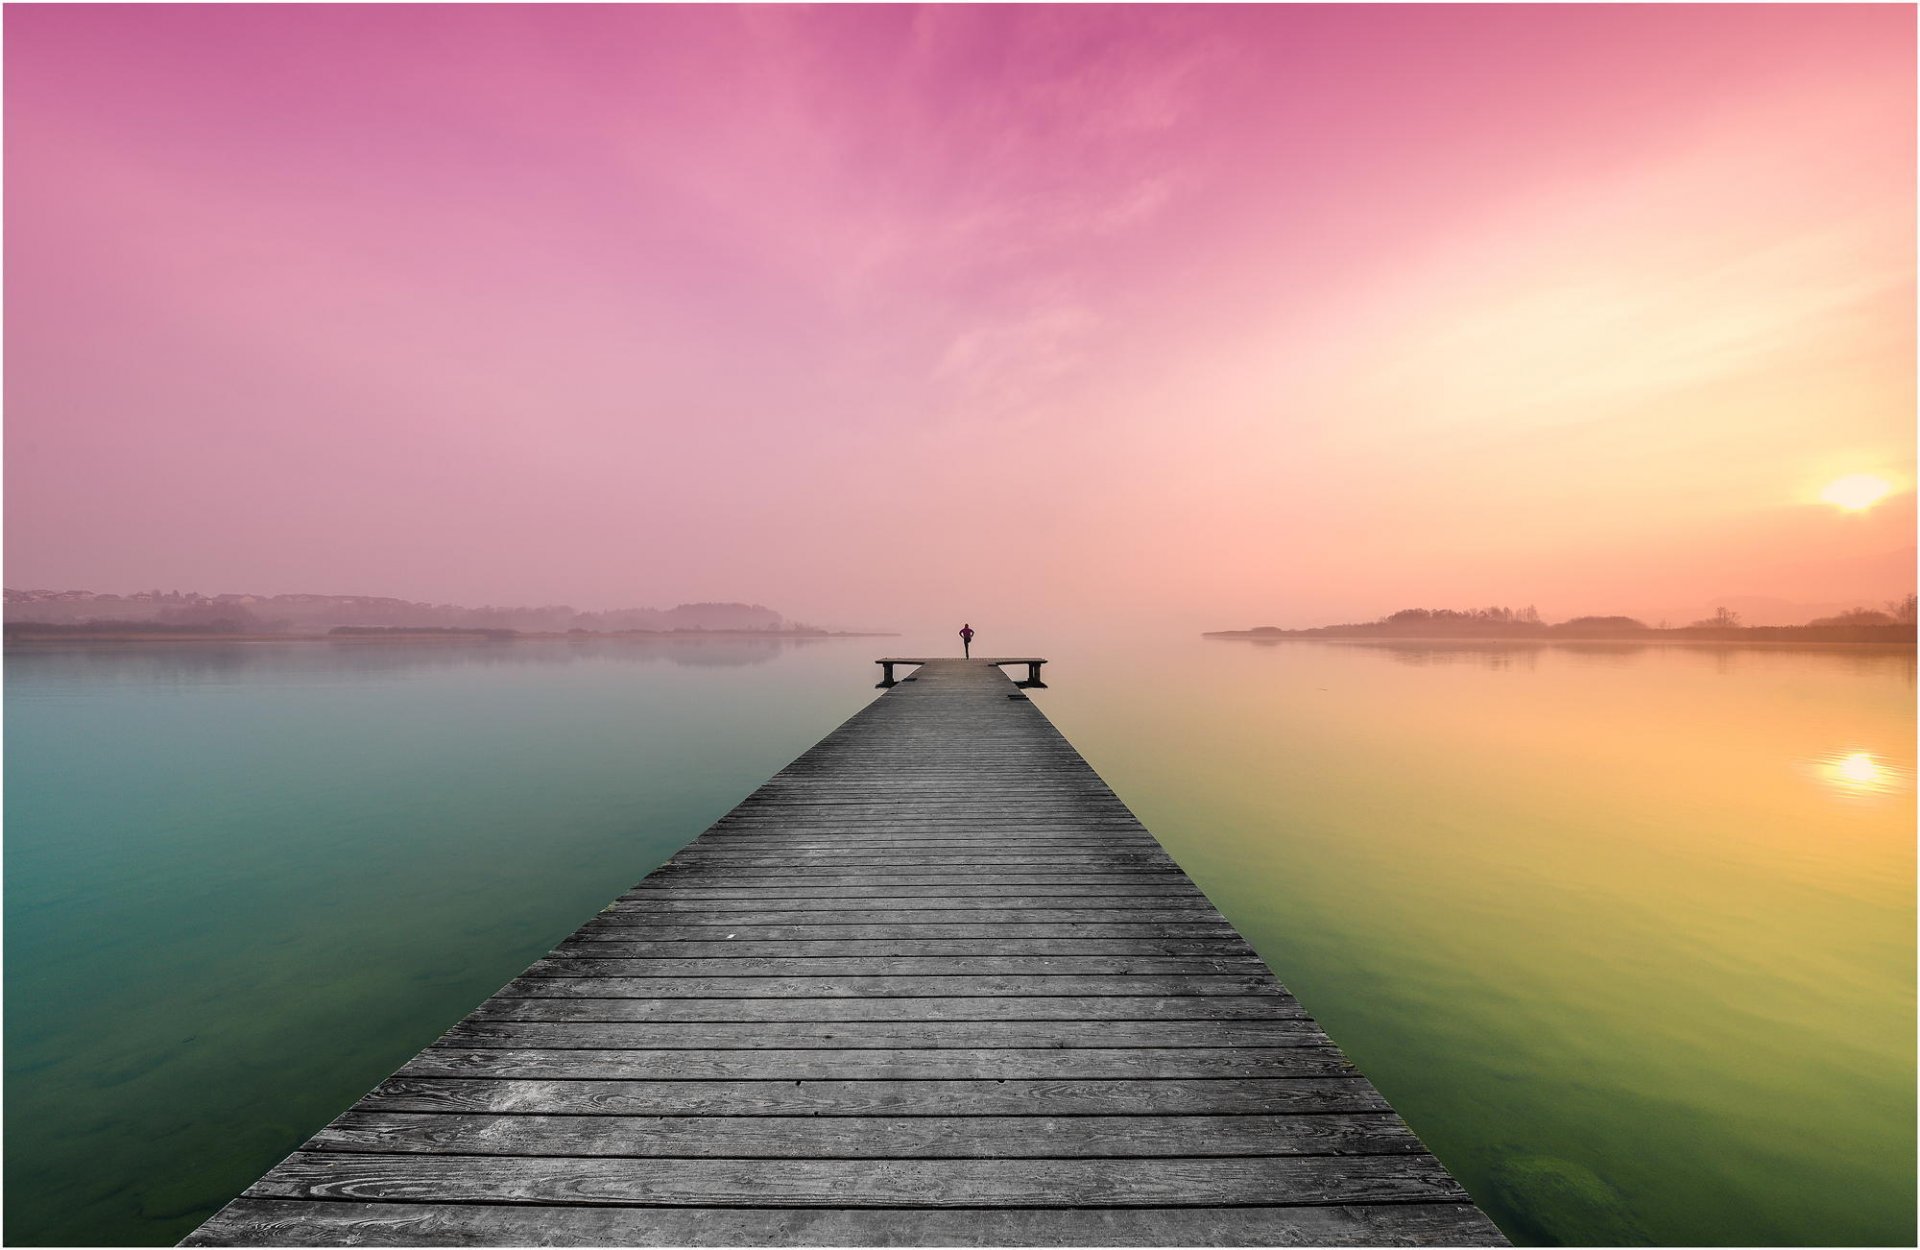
[5,634,1913,1245]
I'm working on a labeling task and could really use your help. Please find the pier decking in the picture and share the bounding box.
[877,655,1046,686]
[185,659,1505,1247]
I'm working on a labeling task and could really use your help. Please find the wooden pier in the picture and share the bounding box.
[185,658,1505,1247]
[877,655,1046,687]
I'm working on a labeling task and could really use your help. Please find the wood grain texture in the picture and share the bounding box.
[190,1199,1508,1247]
[553,936,1255,956]
[524,954,1272,976]
[594,904,1230,921]
[494,974,1283,998]
[432,1018,1332,1049]
[245,1151,1471,1206]
[465,995,1307,1023]
[572,920,1241,939]
[182,658,1505,1247]
[307,1111,1424,1157]
[184,1200,1505,1247]
[621,883,1208,898]
[353,1076,1398,1117]
[397,1045,1358,1081]
[622,881,1206,895]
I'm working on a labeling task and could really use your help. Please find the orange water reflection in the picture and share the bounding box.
[1813,749,1911,798]
[1042,636,1916,1247]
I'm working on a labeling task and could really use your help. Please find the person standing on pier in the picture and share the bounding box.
[959,622,975,658]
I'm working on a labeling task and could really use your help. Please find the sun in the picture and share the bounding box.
[1814,750,1905,798]
[1818,474,1893,511]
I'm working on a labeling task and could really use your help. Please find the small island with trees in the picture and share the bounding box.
[1206,596,1917,645]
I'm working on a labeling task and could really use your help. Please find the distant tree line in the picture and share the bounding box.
[1381,606,1543,628]
[4,588,792,634]
[5,617,262,636]
[1806,594,1918,628]
[328,626,518,640]
[1215,595,1918,642]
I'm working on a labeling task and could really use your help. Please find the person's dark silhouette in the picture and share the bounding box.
[959,622,975,658]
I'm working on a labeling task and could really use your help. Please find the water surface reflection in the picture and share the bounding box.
[4,637,880,1245]
[3,634,841,686]
[5,634,1912,1247]
[1044,636,1915,1247]
[1811,749,1911,799]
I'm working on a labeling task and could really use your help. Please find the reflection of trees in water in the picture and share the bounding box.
[1665,642,1916,684]
[4,637,845,686]
[1362,642,1543,671]
[1545,644,1650,668]
[1232,637,1916,683]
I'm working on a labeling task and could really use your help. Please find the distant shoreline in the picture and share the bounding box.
[1204,625,1916,646]
[4,627,897,645]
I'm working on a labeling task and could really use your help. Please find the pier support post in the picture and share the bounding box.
[876,661,897,688]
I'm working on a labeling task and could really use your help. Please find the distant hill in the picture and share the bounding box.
[3,588,793,634]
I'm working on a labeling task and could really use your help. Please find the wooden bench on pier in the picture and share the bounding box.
[877,656,1046,687]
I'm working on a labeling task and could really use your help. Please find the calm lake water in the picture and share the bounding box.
[5,634,1913,1245]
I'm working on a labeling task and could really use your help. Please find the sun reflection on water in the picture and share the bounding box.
[1812,750,1910,797]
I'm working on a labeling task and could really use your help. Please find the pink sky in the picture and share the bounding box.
[6,5,1913,631]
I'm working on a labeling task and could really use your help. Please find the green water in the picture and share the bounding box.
[5,635,1913,1245]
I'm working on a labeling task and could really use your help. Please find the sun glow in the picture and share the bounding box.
[1814,750,1907,798]
[1818,474,1894,511]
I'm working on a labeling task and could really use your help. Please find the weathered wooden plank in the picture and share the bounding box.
[618,886,1203,900]
[497,974,1280,999]
[527,955,1271,977]
[692,836,1162,845]
[185,1199,1507,1247]
[704,819,1143,829]
[668,856,1167,864]
[398,1047,1356,1081]
[355,1076,1395,1117]
[588,910,1233,926]
[603,899,1220,915]
[706,826,1156,837]
[645,870,1188,884]
[660,852,1178,863]
[712,804,1138,813]
[717,801,1130,807]
[686,838,1158,849]
[718,798,1133,805]
[309,1111,1422,1158]
[688,827,1172,837]
[673,834,1165,843]
[247,1152,1470,1207]
[572,920,1242,940]
[710,805,1145,814]
[697,827,1162,838]
[622,883,1207,898]
[435,1019,1330,1050]
[467,995,1306,1024]
[683,856,1167,864]
[660,855,1180,868]
[555,937,1254,957]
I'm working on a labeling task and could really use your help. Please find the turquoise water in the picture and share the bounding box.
[5,635,1914,1245]
[4,638,876,1245]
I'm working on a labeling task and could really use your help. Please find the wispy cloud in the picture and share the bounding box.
[5,4,1910,626]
